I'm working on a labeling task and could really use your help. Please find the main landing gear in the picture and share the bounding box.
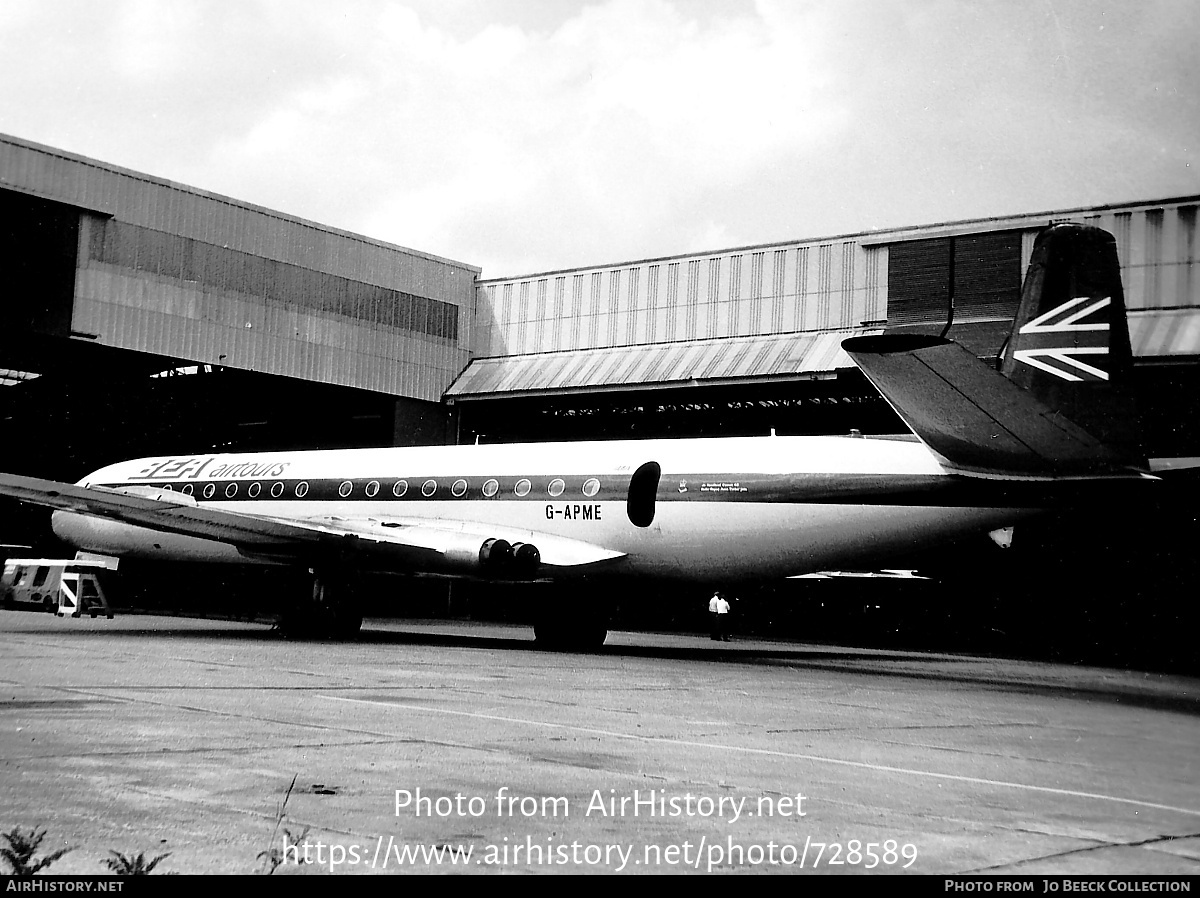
[278,569,364,640]
[532,593,610,652]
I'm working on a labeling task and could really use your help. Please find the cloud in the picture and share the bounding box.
[0,0,1196,277]
[362,0,854,271]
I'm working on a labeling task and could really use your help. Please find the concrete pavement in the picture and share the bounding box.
[0,612,1197,875]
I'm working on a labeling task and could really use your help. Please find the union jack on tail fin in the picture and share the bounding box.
[999,224,1141,464]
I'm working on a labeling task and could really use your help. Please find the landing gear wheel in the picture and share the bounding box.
[278,571,364,640]
[533,598,609,651]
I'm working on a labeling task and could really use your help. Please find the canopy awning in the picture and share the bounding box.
[1129,308,1200,360]
[445,329,882,400]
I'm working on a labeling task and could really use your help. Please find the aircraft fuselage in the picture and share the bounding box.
[52,435,1050,582]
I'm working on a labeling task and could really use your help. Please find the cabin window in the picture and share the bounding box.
[582,478,601,498]
[514,478,531,497]
[482,479,499,497]
[393,480,408,497]
[295,482,309,498]
[225,483,239,498]
[248,482,261,498]
[203,484,216,499]
[548,478,565,497]
[452,479,467,497]
[31,568,49,588]
[270,482,284,498]
[626,461,661,528]
[422,479,437,497]
[339,480,353,497]
[182,484,194,496]
[366,480,380,497]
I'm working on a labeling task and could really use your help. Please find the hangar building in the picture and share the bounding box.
[1,133,478,492]
[456,199,1200,457]
[6,131,1196,473]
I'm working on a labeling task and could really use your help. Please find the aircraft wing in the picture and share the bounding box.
[790,569,930,580]
[0,472,625,577]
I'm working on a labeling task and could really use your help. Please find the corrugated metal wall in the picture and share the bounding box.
[475,198,1200,365]
[474,239,887,358]
[1071,202,1198,312]
[1062,202,1200,359]
[1,134,478,401]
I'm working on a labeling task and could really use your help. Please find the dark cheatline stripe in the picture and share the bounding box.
[99,471,1147,509]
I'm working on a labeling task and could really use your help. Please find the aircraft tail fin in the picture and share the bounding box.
[843,224,1145,478]
[998,223,1141,462]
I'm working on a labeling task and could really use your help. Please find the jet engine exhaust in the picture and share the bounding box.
[510,541,542,571]
[479,537,513,568]
[478,537,541,575]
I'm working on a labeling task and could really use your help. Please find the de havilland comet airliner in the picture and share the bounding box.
[0,225,1167,647]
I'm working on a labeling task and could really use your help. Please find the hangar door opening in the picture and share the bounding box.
[0,190,79,340]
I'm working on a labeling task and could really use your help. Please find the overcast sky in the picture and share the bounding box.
[1,0,1196,277]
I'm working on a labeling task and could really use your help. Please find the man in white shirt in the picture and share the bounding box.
[708,591,731,641]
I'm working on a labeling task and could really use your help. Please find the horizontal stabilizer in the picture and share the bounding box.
[842,335,1139,477]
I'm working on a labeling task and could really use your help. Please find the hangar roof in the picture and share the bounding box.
[1,132,479,274]
[445,328,882,400]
